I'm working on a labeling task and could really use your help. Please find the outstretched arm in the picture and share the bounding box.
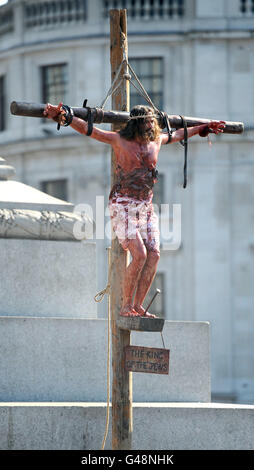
[43,102,118,146]
[161,121,226,145]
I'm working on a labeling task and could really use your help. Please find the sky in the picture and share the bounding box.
[0,0,8,6]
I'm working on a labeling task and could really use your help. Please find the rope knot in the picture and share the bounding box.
[94,284,111,303]
[123,73,131,81]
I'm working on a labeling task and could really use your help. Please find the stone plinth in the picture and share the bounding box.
[0,239,96,318]
[0,402,253,450]
[0,318,210,403]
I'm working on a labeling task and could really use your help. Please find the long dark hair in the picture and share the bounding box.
[119,105,161,143]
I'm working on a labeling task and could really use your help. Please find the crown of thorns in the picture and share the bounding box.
[128,113,158,120]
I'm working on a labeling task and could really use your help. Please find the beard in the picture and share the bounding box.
[138,127,156,142]
[146,128,156,140]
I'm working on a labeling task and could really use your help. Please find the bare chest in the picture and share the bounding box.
[116,140,160,171]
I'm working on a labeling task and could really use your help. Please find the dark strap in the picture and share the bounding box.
[83,99,94,136]
[56,104,74,130]
[179,115,188,189]
[160,112,172,143]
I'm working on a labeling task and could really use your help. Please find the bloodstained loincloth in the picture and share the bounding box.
[109,166,160,253]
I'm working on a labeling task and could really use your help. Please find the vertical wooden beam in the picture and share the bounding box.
[109,9,132,450]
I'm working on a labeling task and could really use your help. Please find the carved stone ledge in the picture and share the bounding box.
[0,208,94,241]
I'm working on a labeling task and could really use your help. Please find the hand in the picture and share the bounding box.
[199,120,226,137]
[208,120,226,134]
[43,102,65,123]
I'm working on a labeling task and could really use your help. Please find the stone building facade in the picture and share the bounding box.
[0,0,254,403]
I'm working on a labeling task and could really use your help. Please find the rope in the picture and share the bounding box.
[100,57,161,115]
[100,60,125,109]
[94,284,110,303]
[126,61,160,113]
[94,248,111,450]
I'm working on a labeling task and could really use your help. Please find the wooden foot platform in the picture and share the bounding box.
[116,316,164,332]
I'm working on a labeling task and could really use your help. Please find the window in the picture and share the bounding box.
[41,179,68,201]
[239,0,254,14]
[129,58,163,110]
[41,64,68,105]
[0,4,14,37]
[144,272,165,318]
[0,75,5,131]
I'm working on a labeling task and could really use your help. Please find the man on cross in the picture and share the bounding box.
[44,102,225,318]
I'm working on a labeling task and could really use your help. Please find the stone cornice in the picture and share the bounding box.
[0,208,93,241]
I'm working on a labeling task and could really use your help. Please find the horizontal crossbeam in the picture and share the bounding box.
[10,101,244,134]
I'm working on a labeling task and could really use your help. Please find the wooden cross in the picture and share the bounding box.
[109,9,170,451]
[109,9,132,451]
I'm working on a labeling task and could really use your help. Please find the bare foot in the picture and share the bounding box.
[120,305,140,317]
[134,305,158,319]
